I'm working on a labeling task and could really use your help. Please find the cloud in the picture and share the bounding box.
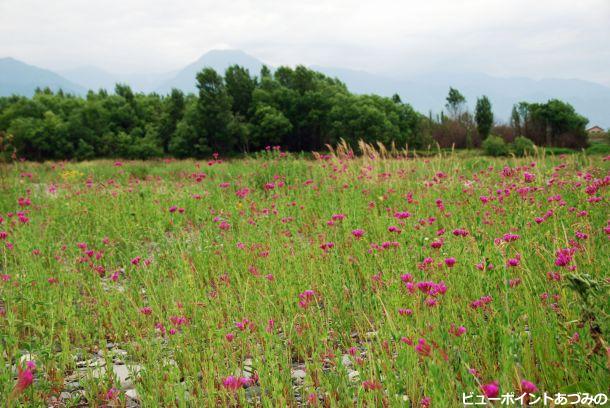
[0,0,608,84]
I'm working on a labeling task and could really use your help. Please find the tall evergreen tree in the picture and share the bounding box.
[158,88,185,152]
[510,105,521,136]
[475,96,493,140]
[195,68,235,153]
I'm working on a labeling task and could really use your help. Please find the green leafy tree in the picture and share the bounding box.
[42,110,72,158]
[8,117,45,160]
[329,94,397,146]
[292,65,316,94]
[114,83,135,104]
[168,120,196,158]
[525,99,588,148]
[274,66,294,88]
[260,65,272,79]
[169,99,200,158]
[225,65,256,118]
[75,138,95,160]
[251,105,292,149]
[127,124,164,159]
[158,89,185,153]
[228,115,251,152]
[475,96,493,140]
[510,105,521,136]
[195,68,235,154]
[445,87,466,118]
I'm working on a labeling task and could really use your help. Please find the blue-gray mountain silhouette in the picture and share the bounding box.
[2,50,609,127]
[0,57,85,96]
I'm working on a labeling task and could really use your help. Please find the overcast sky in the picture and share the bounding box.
[1,0,609,85]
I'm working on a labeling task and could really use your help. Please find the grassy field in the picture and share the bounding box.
[0,150,608,407]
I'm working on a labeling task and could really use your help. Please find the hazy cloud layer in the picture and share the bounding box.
[1,0,609,84]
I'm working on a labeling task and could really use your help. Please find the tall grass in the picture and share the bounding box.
[0,149,608,406]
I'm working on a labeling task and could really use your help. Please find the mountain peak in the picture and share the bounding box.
[197,48,253,58]
[156,49,265,93]
[0,56,25,65]
[191,48,265,68]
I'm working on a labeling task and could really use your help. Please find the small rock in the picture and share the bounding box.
[291,363,306,370]
[77,358,106,368]
[91,366,107,379]
[126,388,139,400]
[364,331,378,339]
[291,369,306,383]
[235,358,253,378]
[234,368,252,379]
[162,358,177,367]
[245,385,262,401]
[111,349,128,364]
[19,353,38,365]
[113,364,141,389]
[69,390,86,402]
[127,398,140,408]
[72,350,86,362]
[64,380,82,391]
[60,392,72,400]
[113,365,131,388]
[242,358,253,375]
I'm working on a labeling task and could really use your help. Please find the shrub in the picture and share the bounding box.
[512,136,535,156]
[586,142,610,155]
[127,137,164,160]
[482,135,508,156]
[544,146,576,155]
[0,131,16,163]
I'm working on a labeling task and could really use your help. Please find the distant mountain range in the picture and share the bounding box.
[0,57,85,96]
[312,67,610,129]
[57,66,177,94]
[1,50,609,127]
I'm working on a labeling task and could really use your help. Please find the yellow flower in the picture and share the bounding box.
[60,170,84,181]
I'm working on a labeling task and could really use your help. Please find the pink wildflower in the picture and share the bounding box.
[222,375,250,391]
[351,229,365,239]
[481,381,499,398]
[520,379,538,394]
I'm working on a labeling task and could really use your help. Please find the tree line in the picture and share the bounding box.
[0,65,591,161]
[427,87,589,150]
